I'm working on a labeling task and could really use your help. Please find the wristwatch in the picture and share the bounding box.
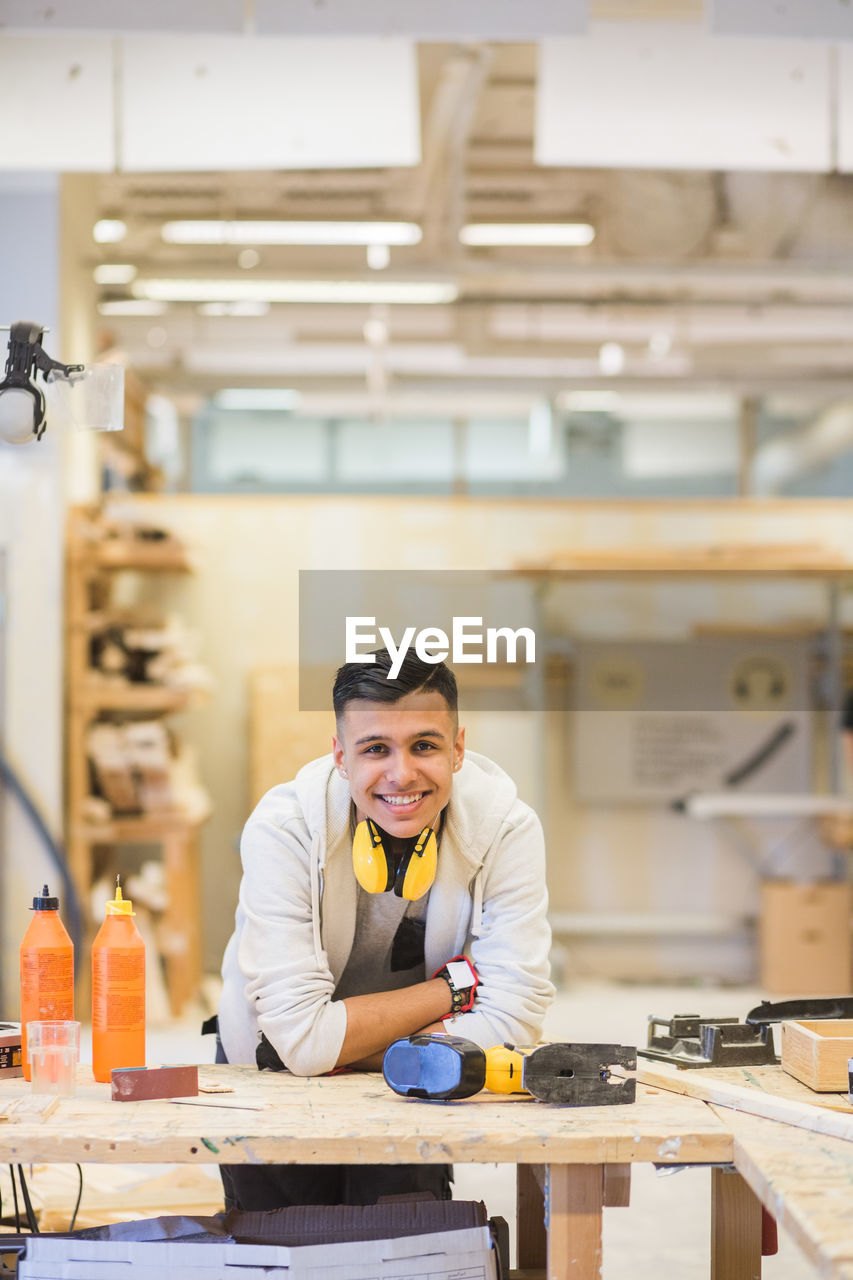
[432,954,478,1014]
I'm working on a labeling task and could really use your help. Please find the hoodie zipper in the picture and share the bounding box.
[310,830,324,962]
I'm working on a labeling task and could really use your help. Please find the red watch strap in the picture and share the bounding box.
[432,954,478,1013]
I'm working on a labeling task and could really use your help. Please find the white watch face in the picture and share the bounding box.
[445,960,472,990]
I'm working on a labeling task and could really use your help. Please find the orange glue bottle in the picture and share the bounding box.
[92,876,145,1083]
[19,884,75,1082]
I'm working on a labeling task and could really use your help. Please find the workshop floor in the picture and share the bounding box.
[19,981,813,1273]
[140,979,816,1279]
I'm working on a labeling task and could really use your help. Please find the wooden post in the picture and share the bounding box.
[738,395,759,497]
[546,1163,603,1280]
[516,1163,546,1271]
[711,1166,762,1280]
[161,828,202,1015]
[602,1163,631,1207]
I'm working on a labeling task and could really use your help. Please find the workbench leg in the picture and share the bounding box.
[547,1163,604,1280]
[517,1164,546,1270]
[711,1167,762,1280]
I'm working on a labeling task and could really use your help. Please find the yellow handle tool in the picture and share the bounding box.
[484,1042,638,1105]
[484,1043,531,1095]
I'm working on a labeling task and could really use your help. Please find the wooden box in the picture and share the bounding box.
[759,880,852,995]
[780,1019,853,1091]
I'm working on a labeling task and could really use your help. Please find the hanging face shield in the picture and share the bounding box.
[0,321,85,444]
[0,321,84,444]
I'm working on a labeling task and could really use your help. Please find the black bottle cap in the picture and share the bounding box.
[32,884,59,911]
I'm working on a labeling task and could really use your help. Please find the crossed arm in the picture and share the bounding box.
[338,980,452,1070]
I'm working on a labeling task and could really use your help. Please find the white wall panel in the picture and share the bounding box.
[256,0,586,38]
[0,176,63,1016]
[0,1,244,32]
[536,25,832,172]
[0,36,113,170]
[710,0,853,41]
[120,36,420,170]
[834,44,853,170]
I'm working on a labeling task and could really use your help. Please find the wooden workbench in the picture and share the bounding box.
[638,1058,853,1279]
[0,1065,735,1279]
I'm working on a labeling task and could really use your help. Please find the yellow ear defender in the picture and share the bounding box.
[352,819,438,900]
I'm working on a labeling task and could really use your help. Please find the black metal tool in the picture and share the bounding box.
[499,1042,637,1105]
[747,997,853,1025]
[639,1013,777,1068]
[383,1035,637,1105]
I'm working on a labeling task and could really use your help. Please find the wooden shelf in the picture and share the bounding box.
[73,682,207,713]
[512,544,853,578]
[76,538,195,573]
[73,806,211,843]
[65,503,208,1019]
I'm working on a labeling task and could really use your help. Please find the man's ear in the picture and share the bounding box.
[453,725,466,772]
[332,735,347,776]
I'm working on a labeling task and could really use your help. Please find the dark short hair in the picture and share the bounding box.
[333,648,458,720]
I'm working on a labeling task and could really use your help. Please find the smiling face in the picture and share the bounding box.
[332,689,465,839]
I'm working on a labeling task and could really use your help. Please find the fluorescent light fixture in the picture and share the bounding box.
[460,222,595,247]
[98,299,168,316]
[198,301,271,317]
[557,390,622,413]
[93,219,127,243]
[161,220,423,246]
[133,278,457,305]
[94,263,137,285]
[213,388,302,411]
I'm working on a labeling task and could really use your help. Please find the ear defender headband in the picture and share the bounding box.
[352,819,438,901]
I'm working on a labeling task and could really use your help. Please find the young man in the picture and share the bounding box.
[217,648,553,1209]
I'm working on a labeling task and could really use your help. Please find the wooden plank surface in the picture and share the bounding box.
[0,1067,732,1167]
[715,1104,853,1280]
[0,1094,60,1123]
[638,1060,853,1142]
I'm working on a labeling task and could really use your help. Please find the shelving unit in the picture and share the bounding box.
[513,543,853,990]
[65,505,210,1016]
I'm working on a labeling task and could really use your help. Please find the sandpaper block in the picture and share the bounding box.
[111,1063,199,1101]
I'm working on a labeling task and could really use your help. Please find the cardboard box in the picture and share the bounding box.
[0,1022,22,1078]
[16,1202,499,1280]
[759,880,852,995]
[17,1225,497,1279]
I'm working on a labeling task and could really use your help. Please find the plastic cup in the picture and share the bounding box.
[46,363,125,433]
[27,1021,80,1097]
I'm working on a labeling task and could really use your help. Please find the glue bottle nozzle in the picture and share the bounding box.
[106,874,133,916]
